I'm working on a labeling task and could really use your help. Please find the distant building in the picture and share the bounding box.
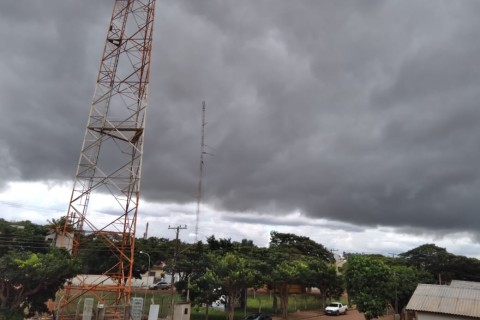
[406,280,480,319]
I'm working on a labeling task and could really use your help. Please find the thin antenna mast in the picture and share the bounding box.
[195,101,206,241]
[144,221,149,239]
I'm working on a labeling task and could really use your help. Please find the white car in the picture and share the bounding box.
[324,302,347,316]
[148,280,171,290]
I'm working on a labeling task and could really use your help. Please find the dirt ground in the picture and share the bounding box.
[272,308,396,320]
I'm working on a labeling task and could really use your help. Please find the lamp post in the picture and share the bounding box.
[139,251,151,288]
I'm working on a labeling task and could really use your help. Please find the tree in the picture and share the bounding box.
[269,231,334,263]
[305,258,343,308]
[388,265,434,314]
[449,255,480,282]
[267,231,334,317]
[45,217,70,246]
[175,242,212,303]
[270,258,309,319]
[399,243,455,284]
[211,253,258,320]
[345,255,391,320]
[187,268,221,320]
[0,219,49,255]
[0,248,80,318]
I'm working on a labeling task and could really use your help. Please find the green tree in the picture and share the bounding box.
[211,252,258,320]
[206,236,235,254]
[175,242,211,301]
[449,255,480,282]
[345,255,391,320]
[0,248,80,318]
[45,217,69,246]
[305,258,343,308]
[267,232,334,317]
[0,219,49,255]
[399,243,455,284]
[188,268,221,320]
[389,265,434,314]
[270,258,309,318]
[269,231,334,263]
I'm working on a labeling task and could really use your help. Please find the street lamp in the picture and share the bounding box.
[139,251,151,288]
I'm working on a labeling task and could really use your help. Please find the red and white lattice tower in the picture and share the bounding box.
[58,0,156,318]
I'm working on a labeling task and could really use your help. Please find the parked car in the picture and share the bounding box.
[148,280,171,290]
[324,302,347,316]
[244,313,272,320]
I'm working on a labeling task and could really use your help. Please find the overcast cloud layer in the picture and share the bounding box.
[1,1,480,253]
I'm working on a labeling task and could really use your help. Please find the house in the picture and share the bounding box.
[406,281,480,319]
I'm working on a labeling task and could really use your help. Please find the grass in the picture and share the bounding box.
[190,292,347,320]
[55,290,346,319]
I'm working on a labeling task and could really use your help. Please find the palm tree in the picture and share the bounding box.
[46,217,69,246]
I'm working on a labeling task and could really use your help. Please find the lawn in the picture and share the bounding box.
[157,291,342,320]
[55,289,345,319]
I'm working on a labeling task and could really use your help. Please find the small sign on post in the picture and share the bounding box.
[148,304,160,320]
[131,297,144,320]
[82,298,94,320]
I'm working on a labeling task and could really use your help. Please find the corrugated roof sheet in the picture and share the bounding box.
[451,280,480,290]
[406,283,480,318]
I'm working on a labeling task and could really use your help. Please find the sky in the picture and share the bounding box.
[1,0,480,258]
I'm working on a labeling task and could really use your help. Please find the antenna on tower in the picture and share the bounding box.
[195,101,206,242]
[144,221,149,240]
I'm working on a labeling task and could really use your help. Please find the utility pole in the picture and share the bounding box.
[168,225,187,317]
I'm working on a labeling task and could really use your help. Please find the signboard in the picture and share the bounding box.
[82,298,94,320]
[131,297,144,320]
[148,304,160,320]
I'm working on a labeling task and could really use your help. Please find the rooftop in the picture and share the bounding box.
[406,281,480,318]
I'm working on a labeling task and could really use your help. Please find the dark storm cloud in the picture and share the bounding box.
[0,0,112,183]
[221,212,364,233]
[2,1,480,237]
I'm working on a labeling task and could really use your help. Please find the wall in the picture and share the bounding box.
[417,311,467,320]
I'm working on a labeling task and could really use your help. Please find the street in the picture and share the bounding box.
[272,308,395,320]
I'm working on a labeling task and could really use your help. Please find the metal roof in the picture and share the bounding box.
[406,283,480,318]
[451,280,480,290]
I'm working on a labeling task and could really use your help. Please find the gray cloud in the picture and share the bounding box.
[2,0,480,240]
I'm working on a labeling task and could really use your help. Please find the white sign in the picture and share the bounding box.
[82,298,94,320]
[131,297,144,320]
[148,304,160,320]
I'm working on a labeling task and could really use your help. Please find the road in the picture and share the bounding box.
[272,308,396,320]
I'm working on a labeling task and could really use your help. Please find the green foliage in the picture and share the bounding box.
[0,248,81,315]
[400,243,480,283]
[211,253,259,320]
[6,218,480,320]
[0,218,49,255]
[399,243,455,284]
[0,219,81,316]
[450,255,480,282]
[345,255,391,319]
[305,258,343,307]
[135,236,173,265]
[267,232,334,318]
[389,265,434,314]
[269,231,334,263]
[355,293,386,320]
[207,236,235,254]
